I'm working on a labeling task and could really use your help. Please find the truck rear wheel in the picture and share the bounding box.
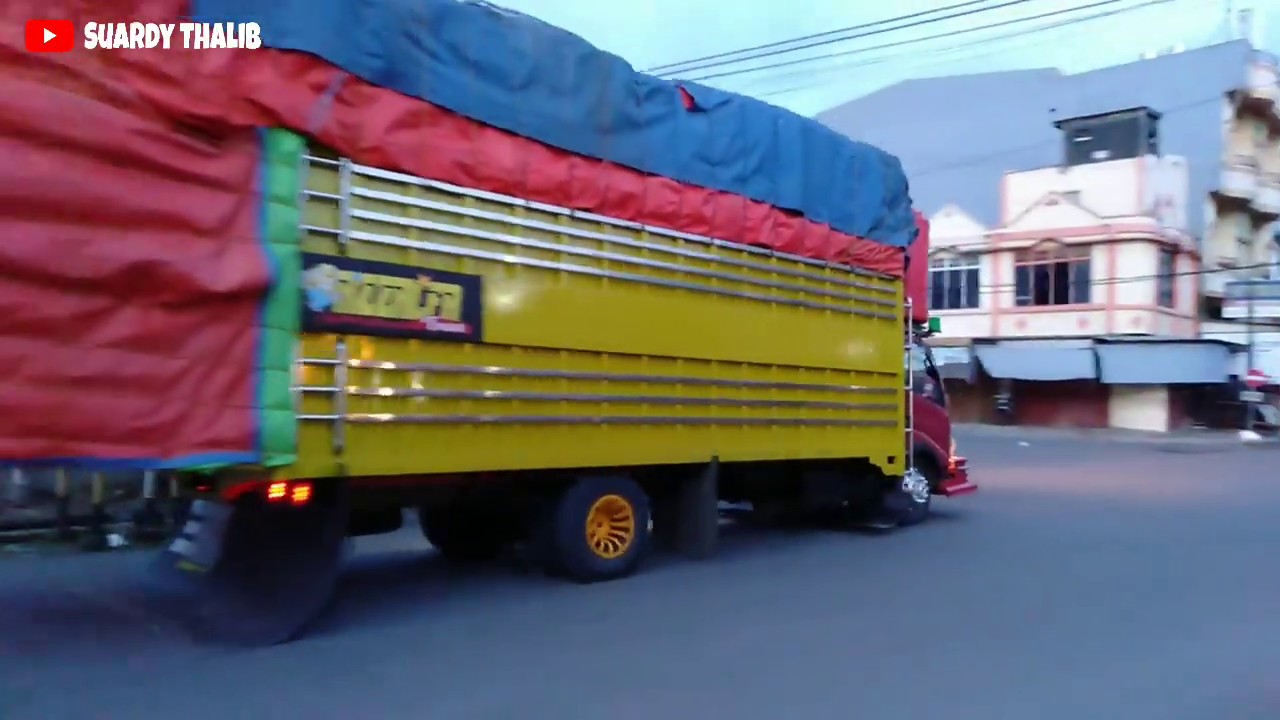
[547,475,650,583]
[417,505,513,563]
[146,485,348,647]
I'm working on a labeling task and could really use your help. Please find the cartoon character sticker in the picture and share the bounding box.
[303,263,340,313]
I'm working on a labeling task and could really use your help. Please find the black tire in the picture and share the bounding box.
[148,485,349,647]
[418,506,511,563]
[548,475,651,584]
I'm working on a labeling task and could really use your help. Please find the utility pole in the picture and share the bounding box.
[1245,280,1256,431]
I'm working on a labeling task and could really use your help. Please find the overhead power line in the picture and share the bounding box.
[643,0,1000,74]
[903,82,1280,298]
[906,81,1280,299]
[682,0,1141,83]
[967,261,1280,295]
[648,0,1043,78]
[753,0,1177,99]
[909,76,1273,179]
[638,5,1276,300]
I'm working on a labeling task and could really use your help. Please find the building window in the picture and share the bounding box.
[1254,122,1270,149]
[1014,245,1091,306]
[1236,215,1254,246]
[1157,248,1176,308]
[928,255,980,310]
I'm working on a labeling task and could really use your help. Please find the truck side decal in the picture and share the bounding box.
[301,253,483,342]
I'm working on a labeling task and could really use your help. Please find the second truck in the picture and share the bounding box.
[0,0,974,645]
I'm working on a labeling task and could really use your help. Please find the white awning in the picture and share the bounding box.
[1095,342,1231,385]
[973,344,1097,381]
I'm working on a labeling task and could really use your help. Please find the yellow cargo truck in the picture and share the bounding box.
[5,0,969,650]
[154,144,929,646]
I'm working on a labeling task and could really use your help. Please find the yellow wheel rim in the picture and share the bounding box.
[585,494,636,560]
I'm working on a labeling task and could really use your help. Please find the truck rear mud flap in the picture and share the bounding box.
[144,490,347,646]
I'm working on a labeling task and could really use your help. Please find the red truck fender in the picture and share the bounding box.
[909,429,949,482]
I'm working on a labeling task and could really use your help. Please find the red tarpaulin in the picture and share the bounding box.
[0,16,267,465]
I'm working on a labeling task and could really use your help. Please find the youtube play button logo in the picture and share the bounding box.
[25,19,75,53]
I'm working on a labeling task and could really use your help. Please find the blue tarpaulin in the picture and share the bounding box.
[192,0,916,248]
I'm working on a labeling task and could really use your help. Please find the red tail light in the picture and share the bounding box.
[266,480,313,506]
[290,483,312,505]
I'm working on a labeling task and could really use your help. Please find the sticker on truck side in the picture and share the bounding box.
[301,253,484,342]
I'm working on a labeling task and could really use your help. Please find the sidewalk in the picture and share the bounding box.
[955,423,1279,448]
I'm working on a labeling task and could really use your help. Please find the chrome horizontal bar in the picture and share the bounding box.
[297,413,898,427]
[350,207,896,308]
[304,154,894,280]
[346,228,897,319]
[350,185,895,296]
[298,358,899,394]
[302,224,341,236]
[306,218,897,316]
[341,386,898,410]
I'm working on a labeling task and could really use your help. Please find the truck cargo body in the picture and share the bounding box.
[151,147,923,645]
[293,149,905,481]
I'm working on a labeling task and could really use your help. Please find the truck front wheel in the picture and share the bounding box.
[547,475,651,583]
[896,465,933,527]
[864,461,934,529]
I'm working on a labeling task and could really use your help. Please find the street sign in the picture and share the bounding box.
[1245,369,1269,389]
[1240,389,1264,404]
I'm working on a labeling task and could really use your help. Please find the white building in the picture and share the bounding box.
[819,41,1280,430]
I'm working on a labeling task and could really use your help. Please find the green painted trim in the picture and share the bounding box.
[258,128,305,467]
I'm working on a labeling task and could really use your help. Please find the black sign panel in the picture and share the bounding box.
[301,253,483,342]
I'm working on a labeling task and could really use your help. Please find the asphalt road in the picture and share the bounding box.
[2,430,1279,720]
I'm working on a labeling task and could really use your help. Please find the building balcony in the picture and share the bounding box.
[1204,228,1255,286]
[1218,159,1259,202]
[1201,260,1261,298]
[1202,267,1229,298]
[1255,174,1280,218]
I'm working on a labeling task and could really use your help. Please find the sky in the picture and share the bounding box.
[496,0,1278,116]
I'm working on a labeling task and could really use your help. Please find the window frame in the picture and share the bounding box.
[927,253,981,311]
[1013,245,1092,307]
[907,342,946,407]
[1235,214,1254,246]
[1156,248,1176,309]
[1254,121,1270,148]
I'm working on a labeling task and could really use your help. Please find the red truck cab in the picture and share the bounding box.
[910,336,976,496]
[905,210,975,497]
